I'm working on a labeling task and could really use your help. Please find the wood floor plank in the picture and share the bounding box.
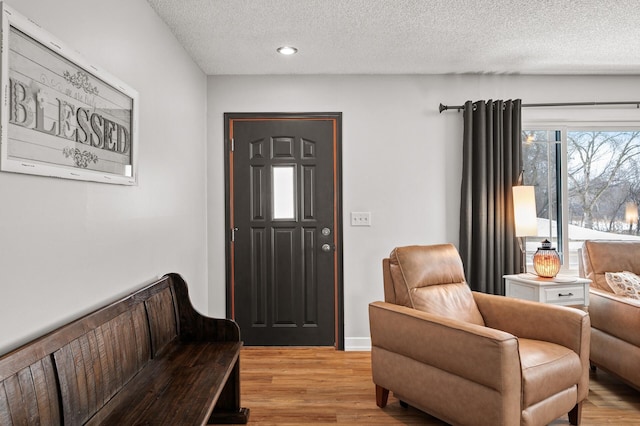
[240,347,640,425]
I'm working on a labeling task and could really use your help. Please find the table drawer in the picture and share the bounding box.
[544,286,585,303]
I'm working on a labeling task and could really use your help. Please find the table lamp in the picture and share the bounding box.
[533,239,561,278]
[626,202,638,234]
[512,185,537,273]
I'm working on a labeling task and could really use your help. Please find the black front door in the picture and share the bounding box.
[225,113,342,346]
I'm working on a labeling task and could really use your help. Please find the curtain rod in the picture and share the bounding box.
[438,101,640,113]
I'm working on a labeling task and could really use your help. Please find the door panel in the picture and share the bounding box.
[226,114,342,347]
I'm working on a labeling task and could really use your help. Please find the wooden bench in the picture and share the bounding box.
[0,273,249,425]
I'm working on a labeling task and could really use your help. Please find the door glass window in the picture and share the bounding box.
[273,166,295,219]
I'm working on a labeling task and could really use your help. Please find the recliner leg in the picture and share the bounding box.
[375,385,389,408]
[569,402,582,425]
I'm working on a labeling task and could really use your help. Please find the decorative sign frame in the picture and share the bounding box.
[0,2,138,185]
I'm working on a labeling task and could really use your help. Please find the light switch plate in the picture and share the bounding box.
[351,212,371,226]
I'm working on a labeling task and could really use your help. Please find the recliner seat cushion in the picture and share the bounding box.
[519,338,582,407]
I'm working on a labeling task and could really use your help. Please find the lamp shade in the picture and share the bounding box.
[512,186,537,237]
[626,202,638,224]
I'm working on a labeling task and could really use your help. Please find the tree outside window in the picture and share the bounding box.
[522,129,640,270]
[567,131,640,235]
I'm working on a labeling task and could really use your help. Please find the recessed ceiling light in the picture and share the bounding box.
[277,46,298,55]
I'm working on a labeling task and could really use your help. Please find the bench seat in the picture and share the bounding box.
[0,273,249,425]
[87,341,243,425]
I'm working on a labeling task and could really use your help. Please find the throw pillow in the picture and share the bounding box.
[605,271,640,300]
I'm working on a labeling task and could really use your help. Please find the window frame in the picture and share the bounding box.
[522,120,640,273]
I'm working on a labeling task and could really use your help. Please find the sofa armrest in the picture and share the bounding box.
[590,288,640,347]
[369,301,521,393]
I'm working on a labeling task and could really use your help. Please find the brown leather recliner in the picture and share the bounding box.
[579,240,640,391]
[369,244,590,426]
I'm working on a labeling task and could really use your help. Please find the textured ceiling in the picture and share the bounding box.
[146,0,640,75]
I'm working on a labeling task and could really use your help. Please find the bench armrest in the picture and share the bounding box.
[369,301,521,393]
[167,273,241,342]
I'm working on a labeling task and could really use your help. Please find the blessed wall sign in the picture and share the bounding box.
[1,2,138,185]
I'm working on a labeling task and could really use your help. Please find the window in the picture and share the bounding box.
[272,165,296,219]
[522,127,640,271]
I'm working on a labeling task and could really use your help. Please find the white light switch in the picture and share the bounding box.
[351,212,371,226]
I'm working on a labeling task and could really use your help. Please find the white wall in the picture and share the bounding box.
[0,0,208,354]
[207,74,640,349]
[3,1,637,355]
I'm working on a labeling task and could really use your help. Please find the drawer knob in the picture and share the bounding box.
[558,293,574,297]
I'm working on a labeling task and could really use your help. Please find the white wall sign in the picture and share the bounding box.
[0,2,138,184]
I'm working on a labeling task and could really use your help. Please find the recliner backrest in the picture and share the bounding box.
[386,244,485,326]
[580,240,640,291]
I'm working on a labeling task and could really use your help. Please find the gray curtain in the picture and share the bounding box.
[459,99,522,295]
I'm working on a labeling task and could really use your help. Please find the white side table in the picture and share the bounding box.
[503,273,591,307]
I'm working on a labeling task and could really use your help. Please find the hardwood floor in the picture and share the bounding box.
[240,347,640,425]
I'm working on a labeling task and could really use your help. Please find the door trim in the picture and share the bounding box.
[223,112,344,349]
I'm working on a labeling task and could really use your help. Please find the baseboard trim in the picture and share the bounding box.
[344,337,371,351]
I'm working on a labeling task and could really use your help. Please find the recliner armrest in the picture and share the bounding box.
[473,292,591,402]
[473,292,590,355]
[369,301,521,394]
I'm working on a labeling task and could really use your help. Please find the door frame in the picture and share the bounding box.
[223,112,344,349]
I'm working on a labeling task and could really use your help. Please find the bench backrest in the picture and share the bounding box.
[0,275,180,425]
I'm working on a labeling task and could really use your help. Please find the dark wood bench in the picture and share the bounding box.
[0,273,249,425]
